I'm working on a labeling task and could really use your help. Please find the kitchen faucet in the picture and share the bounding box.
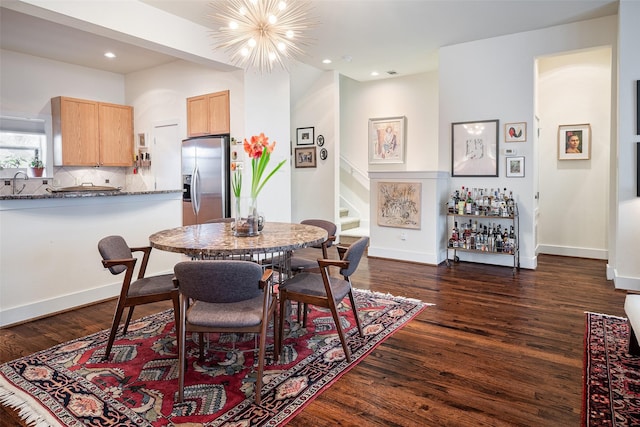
[12,171,29,195]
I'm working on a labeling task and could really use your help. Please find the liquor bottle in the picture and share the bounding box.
[465,192,473,214]
[495,228,503,253]
[509,226,516,253]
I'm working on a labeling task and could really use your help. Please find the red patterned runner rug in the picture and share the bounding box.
[583,312,640,426]
[0,289,428,426]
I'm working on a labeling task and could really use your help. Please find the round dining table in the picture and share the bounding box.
[148,221,328,274]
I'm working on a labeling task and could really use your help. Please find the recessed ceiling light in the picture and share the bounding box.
[370,71,379,76]
[322,59,332,64]
[104,52,116,59]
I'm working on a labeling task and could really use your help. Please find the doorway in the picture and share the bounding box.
[535,47,612,259]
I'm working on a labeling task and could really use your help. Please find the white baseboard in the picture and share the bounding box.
[537,244,608,260]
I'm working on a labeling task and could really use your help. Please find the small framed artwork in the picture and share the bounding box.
[317,134,325,146]
[319,148,328,160]
[558,124,591,160]
[505,122,526,142]
[296,127,314,145]
[369,116,406,164]
[506,156,525,177]
[294,146,316,168]
[451,119,499,177]
[377,181,421,229]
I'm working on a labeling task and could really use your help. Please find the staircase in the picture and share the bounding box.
[339,207,369,245]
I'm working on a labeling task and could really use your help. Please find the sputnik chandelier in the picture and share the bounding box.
[210,0,314,73]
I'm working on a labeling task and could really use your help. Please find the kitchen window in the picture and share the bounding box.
[0,115,47,174]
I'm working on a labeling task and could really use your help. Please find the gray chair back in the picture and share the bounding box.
[301,219,337,248]
[98,235,133,275]
[340,236,369,277]
[174,260,263,303]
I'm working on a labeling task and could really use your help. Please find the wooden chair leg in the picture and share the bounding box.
[122,306,135,335]
[255,319,268,404]
[198,332,205,362]
[348,290,363,337]
[278,294,287,359]
[178,318,186,402]
[327,298,351,363]
[104,300,126,360]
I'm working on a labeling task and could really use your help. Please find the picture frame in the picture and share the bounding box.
[505,122,526,142]
[377,181,421,229]
[451,119,499,177]
[296,127,314,145]
[294,146,316,168]
[506,156,525,177]
[368,116,406,164]
[636,80,639,136]
[558,124,591,160]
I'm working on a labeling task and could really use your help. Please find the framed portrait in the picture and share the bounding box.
[558,124,591,160]
[296,127,314,145]
[506,156,525,177]
[451,119,499,177]
[505,122,526,142]
[294,146,316,168]
[369,116,406,164]
[377,181,421,229]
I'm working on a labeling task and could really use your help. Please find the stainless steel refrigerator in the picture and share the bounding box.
[182,136,230,226]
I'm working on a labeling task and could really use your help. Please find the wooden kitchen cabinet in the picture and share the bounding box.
[52,96,134,166]
[186,90,230,137]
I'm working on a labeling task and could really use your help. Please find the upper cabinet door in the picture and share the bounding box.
[207,90,230,136]
[186,90,230,137]
[99,103,134,166]
[187,95,209,137]
[53,97,100,166]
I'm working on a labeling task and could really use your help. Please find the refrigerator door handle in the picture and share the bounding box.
[192,165,200,215]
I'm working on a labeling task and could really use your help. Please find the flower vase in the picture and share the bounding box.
[234,196,263,237]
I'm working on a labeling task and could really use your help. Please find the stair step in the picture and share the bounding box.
[339,207,349,218]
[339,226,370,246]
[340,216,360,231]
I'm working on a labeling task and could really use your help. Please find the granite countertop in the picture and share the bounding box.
[149,222,328,257]
[0,189,183,200]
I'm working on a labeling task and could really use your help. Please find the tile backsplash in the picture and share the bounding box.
[0,166,152,196]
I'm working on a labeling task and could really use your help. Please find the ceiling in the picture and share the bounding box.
[1,1,619,81]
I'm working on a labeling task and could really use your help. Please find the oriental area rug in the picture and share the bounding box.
[583,312,640,426]
[0,289,427,426]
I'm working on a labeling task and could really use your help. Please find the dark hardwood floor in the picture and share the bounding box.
[0,254,626,426]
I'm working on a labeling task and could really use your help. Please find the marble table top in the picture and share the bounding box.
[149,221,328,257]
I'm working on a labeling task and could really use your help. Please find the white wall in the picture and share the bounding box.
[612,0,640,290]
[125,60,245,191]
[0,193,183,327]
[290,64,339,223]
[537,48,611,259]
[439,15,617,269]
[339,71,439,246]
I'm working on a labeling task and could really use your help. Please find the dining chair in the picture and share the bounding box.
[173,260,279,404]
[98,235,180,361]
[289,219,337,273]
[278,236,369,363]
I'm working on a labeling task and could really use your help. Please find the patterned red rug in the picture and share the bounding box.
[0,289,427,426]
[583,312,640,426]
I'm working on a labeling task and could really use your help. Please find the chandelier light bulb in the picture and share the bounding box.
[210,0,315,73]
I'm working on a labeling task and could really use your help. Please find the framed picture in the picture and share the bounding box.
[636,80,639,135]
[451,119,499,177]
[377,181,421,229]
[506,156,525,177]
[296,127,314,145]
[558,124,591,160]
[369,116,406,164]
[505,122,526,142]
[294,146,316,168]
